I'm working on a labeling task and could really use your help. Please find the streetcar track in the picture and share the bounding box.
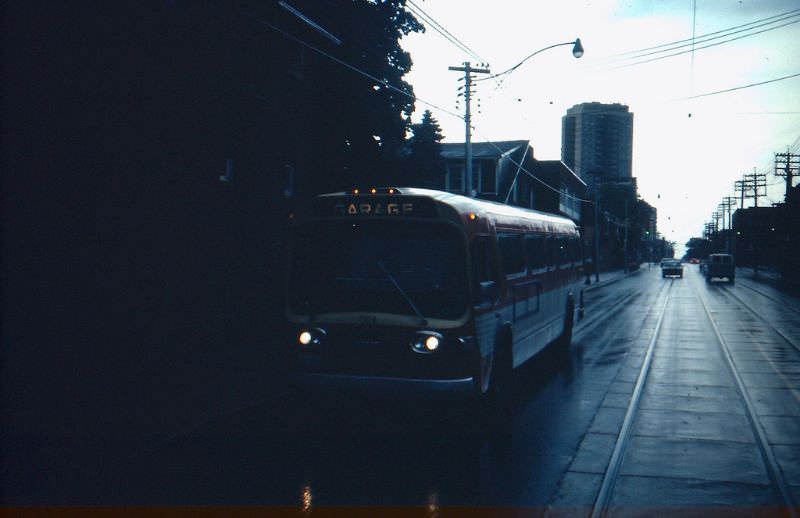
[589,279,673,518]
[720,284,800,356]
[738,279,800,317]
[589,271,799,516]
[693,274,799,516]
[575,279,667,341]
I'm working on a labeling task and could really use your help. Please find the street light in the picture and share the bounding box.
[460,37,584,199]
[572,38,584,58]
[479,38,584,82]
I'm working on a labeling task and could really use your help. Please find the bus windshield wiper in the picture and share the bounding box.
[376,260,428,325]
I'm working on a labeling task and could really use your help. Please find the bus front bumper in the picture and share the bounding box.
[290,370,477,395]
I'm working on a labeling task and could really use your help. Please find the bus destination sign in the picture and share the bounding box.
[335,201,414,216]
[314,196,436,218]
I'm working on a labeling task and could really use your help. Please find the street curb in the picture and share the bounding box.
[738,267,800,296]
[583,267,643,293]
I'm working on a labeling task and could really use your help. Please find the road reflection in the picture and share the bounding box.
[277,338,577,508]
[88,327,589,507]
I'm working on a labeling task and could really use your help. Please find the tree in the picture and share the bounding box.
[405,109,446,188]
[300,0,424,193]
[685,237,712,260]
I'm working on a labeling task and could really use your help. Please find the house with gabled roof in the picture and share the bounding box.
[439,139,586,224]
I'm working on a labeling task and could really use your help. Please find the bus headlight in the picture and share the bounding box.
[298,328,326,346]
[411,331,444,354]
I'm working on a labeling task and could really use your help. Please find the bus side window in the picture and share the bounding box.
[545,237,555,270]
[471,235,494,284]
[525,235,546,271]
[556,238,570,268]
[498,233,525,277]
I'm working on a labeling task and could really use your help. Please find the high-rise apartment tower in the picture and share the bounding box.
[561,102,633,184]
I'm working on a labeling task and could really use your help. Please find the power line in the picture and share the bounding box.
[406,0,487,64]
[599,8,800,61]
[240,9,462,122]
[685,72,800,99]
[470,128,593,204]
[612,18,800,69]
[625,12,800,64]
[245,6,795,214]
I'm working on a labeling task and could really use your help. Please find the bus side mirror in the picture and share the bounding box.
[478,280,497,304]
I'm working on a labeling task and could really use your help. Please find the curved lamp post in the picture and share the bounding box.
[457,38,584,198]
[479,38,584,82]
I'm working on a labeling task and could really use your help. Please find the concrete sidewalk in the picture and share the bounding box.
[735,266,800,295]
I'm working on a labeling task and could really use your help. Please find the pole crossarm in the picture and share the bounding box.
[775,151,799,202]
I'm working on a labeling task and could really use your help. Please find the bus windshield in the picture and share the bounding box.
[289,220,469,320]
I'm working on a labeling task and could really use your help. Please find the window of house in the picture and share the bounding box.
[479,162,497,194]
[447,164,464,193]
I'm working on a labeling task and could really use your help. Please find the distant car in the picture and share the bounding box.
[705,253,735,283]
[661,259,683,278]
[689,258,700,264]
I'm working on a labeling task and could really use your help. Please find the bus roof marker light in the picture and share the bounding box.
[353,188,360,195]
[370,188,377,194]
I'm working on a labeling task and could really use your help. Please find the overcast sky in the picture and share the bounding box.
[400,0,800,253]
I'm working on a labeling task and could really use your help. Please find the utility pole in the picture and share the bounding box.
[735,178,746,209]
[775,151,799,202]
[721,197,736,253]
[449,62,490,197]
[743,169,767,208]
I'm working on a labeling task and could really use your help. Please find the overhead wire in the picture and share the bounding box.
[609,18,800,69]
[685,72,800,99]
[242,6,587,204]
[405,0,486,65]
[240,9,462,121]
[241,5,593,207]
[596,8,800,63]
[245,5,796,214]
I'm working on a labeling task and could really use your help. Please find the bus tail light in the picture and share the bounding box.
[411,331,443,354]
[298,327,326,346]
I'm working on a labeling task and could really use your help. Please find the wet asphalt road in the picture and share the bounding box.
[4,266,800,515]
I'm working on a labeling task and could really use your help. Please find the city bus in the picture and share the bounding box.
[285,187,585,397]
